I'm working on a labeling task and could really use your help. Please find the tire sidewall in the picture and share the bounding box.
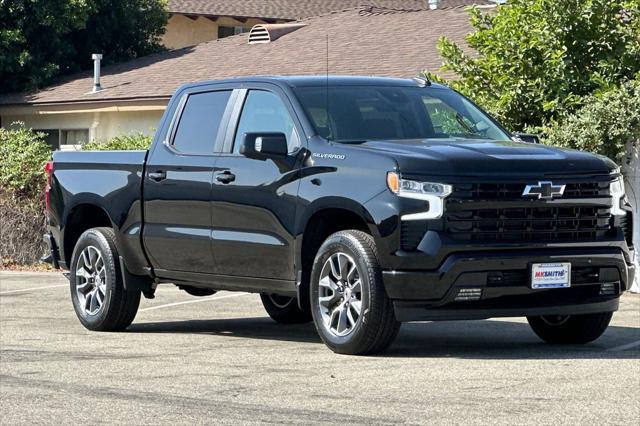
[310,234,373,352]
[266,294,295,310]
[527,312,613,344]
[69,229,118,330]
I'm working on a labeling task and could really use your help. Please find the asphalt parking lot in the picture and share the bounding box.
[1,271,639,425]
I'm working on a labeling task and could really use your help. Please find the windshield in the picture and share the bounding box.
[293,85,511,143]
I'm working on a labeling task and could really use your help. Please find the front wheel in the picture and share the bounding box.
[310,230,400,355]
[527,312,613,344]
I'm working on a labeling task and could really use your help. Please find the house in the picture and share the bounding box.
[0,1,494,149]
[162,0,490,48]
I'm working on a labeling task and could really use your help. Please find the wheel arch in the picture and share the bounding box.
[62,202,114,265]
[295,199,379,309]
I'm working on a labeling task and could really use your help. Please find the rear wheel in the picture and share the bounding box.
[527,312,613,344]
[69,227,141,331]
[260,294,312,324]
[310,230,400,355]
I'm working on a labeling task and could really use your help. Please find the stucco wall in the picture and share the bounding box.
[162,14,277,49]
[2,109,165,145]
[624,140,640,292]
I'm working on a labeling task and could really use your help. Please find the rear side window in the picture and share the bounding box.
[172,90,231,154]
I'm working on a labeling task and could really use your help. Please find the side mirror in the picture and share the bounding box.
[512,132,540,144]
[240,133,288,160]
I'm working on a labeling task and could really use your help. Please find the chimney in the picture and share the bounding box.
[428,0,441,9]
[92,53,103,93]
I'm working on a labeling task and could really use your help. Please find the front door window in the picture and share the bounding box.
[233,90,300,154]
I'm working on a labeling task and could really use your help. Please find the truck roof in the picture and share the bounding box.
[180,75,448,91]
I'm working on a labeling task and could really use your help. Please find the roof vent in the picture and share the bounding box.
[248,23,306,44]
[91,53,103,93]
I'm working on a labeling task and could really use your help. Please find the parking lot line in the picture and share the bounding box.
[139,292,250,312]
[0,284,68,295]
[606,340,640,352]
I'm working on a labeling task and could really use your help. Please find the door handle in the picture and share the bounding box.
[148,171,167,182]
[216,171,236,184]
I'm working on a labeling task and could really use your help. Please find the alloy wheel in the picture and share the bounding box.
[75,246,107,316]
[317,252,363,337]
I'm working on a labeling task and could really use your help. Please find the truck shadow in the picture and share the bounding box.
[128,317,640,359]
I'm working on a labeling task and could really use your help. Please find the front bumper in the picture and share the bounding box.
[393,298,619,321]
[383,248,631,322]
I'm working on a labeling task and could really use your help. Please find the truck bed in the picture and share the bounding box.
[49,150,149,274]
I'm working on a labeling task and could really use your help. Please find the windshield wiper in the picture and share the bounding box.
[333,139,368,144]
[455,113,477,135]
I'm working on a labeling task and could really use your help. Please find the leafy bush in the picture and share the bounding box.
[544,82,640,164]
[84,133,152,150]
[0,124,51,266]
[433,0,640,131]
[0,124,51,200]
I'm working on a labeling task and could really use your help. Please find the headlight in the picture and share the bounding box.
[611,176,625,197]
[610,172,627,216]
[387,172,452,220]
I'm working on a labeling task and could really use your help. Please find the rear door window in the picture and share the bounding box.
[172,90,232,154]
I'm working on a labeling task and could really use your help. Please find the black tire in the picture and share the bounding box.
[69,227,141,331]
[310,230,400,355]
[260,294,312,324]
[180,286,216,297]
[527,312,613,344]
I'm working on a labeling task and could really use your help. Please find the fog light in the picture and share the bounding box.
[599,282,618,296]
[455,288,482,301]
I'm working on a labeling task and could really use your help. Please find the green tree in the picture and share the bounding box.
[432,0,640,131]
[0,0,167,94]
[544,81,640,164]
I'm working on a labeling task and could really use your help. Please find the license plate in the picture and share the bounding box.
[531,263,571,289]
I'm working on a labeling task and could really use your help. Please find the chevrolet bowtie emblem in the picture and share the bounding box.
[522,181,566,200]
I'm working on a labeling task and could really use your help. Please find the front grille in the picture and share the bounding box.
[452,181,610,200]
[446,206,612,242]
[444,179,613,243]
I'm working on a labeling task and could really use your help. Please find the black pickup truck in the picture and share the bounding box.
[44,76,635,354]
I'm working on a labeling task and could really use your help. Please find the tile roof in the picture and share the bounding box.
[167,0,494,20]
[0,6,487,106]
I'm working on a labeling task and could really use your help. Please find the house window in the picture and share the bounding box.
[217,26,249,39]
[38,129,90,150]
[40,129,60,150]
[61,129,89,145]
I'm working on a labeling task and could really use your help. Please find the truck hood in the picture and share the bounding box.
[351,139,616,178]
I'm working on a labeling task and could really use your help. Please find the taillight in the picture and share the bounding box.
[45,160,54,177]
[45,160,54,211]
